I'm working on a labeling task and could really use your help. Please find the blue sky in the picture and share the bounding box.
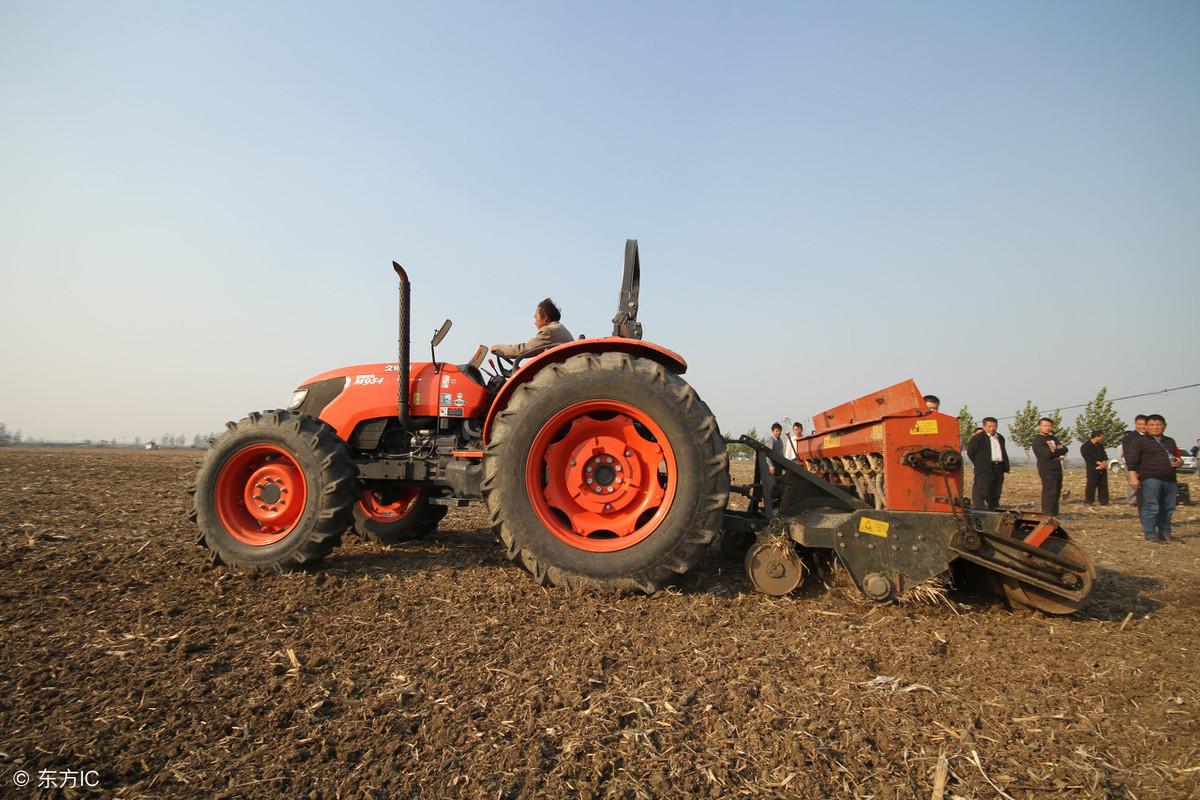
[1,1,1198,447]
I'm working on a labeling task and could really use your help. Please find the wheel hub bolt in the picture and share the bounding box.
[594,457,601,464]
[586,478,593,485]
[604,503,612,510]
[614,465,622,472]
[606,487,614,493]
[594,487,602,494]
[605,456,612,463]
[586,465,593,473]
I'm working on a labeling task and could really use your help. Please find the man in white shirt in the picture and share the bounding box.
[783,422,805,462]
[965,417,1010,510]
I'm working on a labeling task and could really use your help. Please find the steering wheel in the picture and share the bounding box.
[494,353,518,378]
[492,344,556,379]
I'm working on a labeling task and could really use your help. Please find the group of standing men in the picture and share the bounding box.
[962,409,1187,544]
[763,421,806,474]
[964,415,1079,516]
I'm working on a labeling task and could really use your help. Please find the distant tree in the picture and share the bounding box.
[957,405,976,450]
[1008,401,1040,459]
[0,422,9,446]
[133,436,141,447]
[1045,408,1073,447]
[725,426,760,460]
[1073,388,1125,447]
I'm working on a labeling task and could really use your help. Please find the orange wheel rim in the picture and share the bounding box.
[358,486,421,522]
[214,445,308,546]
[526,400,677,552]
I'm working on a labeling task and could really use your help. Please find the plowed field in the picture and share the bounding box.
[1,448,1197,798]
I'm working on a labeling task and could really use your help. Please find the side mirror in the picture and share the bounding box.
[431,319,452,347]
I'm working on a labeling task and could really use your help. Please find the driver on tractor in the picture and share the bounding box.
[491,298,574,361]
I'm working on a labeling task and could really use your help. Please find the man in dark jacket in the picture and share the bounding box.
[1032,417,1070,516]
[1120,415,1148,507]
[1126,414,1184,543]
[1079,430,1109,506]
[966,417,1009,510]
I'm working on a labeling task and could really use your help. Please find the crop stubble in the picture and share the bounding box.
[0,448,1197,798]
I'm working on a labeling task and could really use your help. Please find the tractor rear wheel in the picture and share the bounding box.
[483,352,729,592]
[352,485,448,544]
[190,410,355,572]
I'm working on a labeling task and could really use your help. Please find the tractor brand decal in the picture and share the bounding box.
[454,399,466,407]
[385,364,400,372]
[446,408,464,417]
[353,374,384,386]
[910,419,938,435]
[858,517,890,538]
[440,393,452,405]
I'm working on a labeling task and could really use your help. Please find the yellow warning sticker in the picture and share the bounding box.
[870,424,883,442]
[910,419,938,435]
[859,517,890,537]
[825,435,841,447]
[414,392,420,405]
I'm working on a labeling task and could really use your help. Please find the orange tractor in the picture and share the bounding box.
[191,241,1094,613]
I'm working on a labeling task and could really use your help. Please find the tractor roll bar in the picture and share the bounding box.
[611,239,643,339]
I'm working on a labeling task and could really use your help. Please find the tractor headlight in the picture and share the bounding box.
[287,389,308,410]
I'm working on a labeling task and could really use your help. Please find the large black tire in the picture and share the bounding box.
[189,410,355,573]
[352,486,448,544]
[483,352,729,592]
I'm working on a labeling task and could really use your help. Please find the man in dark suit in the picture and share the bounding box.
[1079,430,1109,505]
[1120,415,1148,507]
[1032,417,1071,516]
[966,417,1009,510]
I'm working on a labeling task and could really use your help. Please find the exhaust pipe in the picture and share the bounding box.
[392,261,413,430]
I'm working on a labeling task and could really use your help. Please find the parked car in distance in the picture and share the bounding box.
[1110,455,1196,474]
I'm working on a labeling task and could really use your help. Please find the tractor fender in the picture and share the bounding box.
[482,337,687,444]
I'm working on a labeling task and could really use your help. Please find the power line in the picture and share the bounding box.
[993,381,1200,421]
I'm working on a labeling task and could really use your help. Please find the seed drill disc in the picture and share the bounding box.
[1002,534,1095,615]
[745,540,804,596]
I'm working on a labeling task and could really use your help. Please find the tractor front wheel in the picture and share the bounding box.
[190,410,356,572]
[352,485,448,544]
[484,352,729,592]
